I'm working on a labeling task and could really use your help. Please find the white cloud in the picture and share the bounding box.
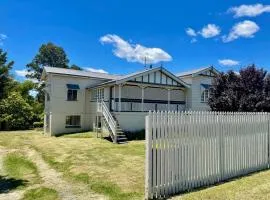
[85,67,108,74]
[218,59,240,66]
[15,69,38,83]
[228,4,270,18]
[100,34,172,64]
[186,28,197,37]
[0,34,7,45]
[199,24,221,38]
[222,20,260,43]
[15,69,28,77]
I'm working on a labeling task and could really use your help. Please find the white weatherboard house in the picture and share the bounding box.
[41,66,219,143]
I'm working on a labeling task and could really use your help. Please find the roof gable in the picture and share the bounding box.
[116,67,190,88]
[177,66,219,78]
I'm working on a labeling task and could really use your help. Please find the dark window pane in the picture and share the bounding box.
[67,89,78,101]
[73,90,77,101]
[66,115,80,127]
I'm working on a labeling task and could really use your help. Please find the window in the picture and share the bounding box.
[91,88,104,101]
[67,89,77,101]
[65,116,81,127]
[201,89,210,103]
[66,84,79,101]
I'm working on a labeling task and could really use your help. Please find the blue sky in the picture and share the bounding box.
[1,0,270,80]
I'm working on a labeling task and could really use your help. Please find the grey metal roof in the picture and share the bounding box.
[176,67,210,77]
[43,66,122,80]
[176,66,220,77]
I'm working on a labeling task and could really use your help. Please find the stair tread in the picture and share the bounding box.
[99,110,128,144]
[118,141,128,144]
[117,138,127,141]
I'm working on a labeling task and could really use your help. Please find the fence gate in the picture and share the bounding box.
[145,111,270,199]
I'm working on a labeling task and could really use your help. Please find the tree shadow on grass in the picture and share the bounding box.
[0,175,28,194]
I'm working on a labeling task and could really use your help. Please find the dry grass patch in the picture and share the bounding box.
[32,134,145,199]
[0,131,144,199]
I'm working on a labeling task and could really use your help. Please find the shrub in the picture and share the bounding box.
[0,92,34,130]
[33,121,44,128]
[125,130,145,140]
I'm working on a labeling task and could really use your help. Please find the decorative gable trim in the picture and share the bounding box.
[192,66,219,77]
[116,67,190,88]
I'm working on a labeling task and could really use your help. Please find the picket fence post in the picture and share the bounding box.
[145,112,152,199]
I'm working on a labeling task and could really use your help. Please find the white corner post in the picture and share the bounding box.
[44,113,46,134]
[141,86,145,112]
[113,85,116,111]
[167,88,171,111]
[49,112,52,136]
[118,84,122,112]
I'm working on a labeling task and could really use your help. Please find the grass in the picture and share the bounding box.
[0,130,145,200]
[35,134,145,200]
[2,130,270,199]
[174,169,270,200]
[60,131,96,138]
[3,152,41,187]
[22,187,59,200]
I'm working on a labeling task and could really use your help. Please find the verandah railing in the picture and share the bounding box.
[145,111,270,199]
[111,98,186,112]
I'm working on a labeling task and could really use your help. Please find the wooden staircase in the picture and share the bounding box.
[98,101,128,144]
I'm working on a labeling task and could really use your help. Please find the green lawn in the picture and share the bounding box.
[1,130,270,200]
[0,130,145,200]
[22,187,59,200]
[3,152,41,187]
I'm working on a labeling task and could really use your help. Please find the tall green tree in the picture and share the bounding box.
[26,42,70,105]
[26,42,69,80]
[0,49,14,100]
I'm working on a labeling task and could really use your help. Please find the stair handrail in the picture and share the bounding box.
[100,100,117,139]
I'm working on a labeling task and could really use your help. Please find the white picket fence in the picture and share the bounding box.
[145,111,270,199]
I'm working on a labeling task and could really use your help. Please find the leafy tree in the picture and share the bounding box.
[258,74,270,112]
[238,65,266,111]
[18,80,35,101]
[26,42,69,107]
[209,71,241,111]
[26,42,69,80]
[70,64,83,70]
[209,65,268,112]
[0,49,14,100]
[0,92,34,130]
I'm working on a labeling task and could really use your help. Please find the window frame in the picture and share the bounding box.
[201,89,210,103]
[65,115,81,128]
[91,88,104,101]
[67,89,78,101]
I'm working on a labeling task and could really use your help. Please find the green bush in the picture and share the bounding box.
[125,130,145,140]
[0,92,34,130]
[33,121,43,128]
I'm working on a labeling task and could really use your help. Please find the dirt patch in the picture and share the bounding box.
[24,147,106,200]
